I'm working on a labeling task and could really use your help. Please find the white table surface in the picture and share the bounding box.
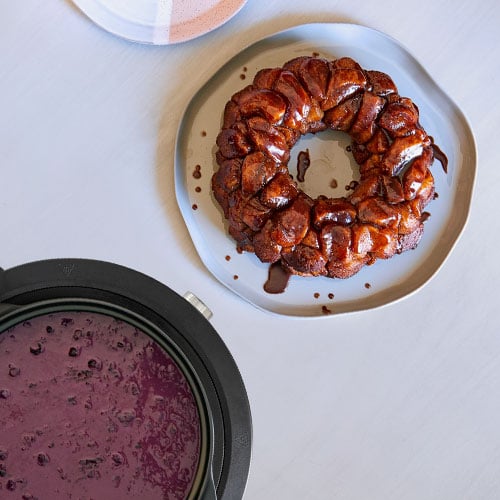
[1,1,499,499]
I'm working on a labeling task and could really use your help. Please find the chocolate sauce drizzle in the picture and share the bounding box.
[296,149,311,182]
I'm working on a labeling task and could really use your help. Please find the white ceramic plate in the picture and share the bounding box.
[73,0,246,45]
[175,23,476,317]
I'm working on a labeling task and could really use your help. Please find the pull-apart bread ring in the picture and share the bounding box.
[212,56,447,279]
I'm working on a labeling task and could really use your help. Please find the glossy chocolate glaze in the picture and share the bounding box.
[0,312,201,499]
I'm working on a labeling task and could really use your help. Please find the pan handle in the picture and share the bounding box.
[0,267,19,316]
[183,292,213,321]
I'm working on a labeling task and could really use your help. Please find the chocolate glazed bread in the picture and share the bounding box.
[212,56,447,279]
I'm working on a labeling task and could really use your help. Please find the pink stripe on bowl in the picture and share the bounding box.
[169,0,246,43]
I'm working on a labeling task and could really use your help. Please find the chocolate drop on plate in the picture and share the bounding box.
[321,305,332,315]
[192,165,202,179]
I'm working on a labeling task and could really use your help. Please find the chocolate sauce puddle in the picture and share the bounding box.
[264,262,291,294]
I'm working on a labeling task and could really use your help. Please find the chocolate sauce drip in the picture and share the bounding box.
[264,261,291,294]
[296,149,311,182]
[431,142,448,173]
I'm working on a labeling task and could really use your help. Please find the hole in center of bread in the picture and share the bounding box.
[288,129,359,199]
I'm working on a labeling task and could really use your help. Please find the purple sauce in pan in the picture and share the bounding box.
[0,311,202,499]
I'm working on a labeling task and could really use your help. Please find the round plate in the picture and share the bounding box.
[174,23,477,317]
[72,0,246,45]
